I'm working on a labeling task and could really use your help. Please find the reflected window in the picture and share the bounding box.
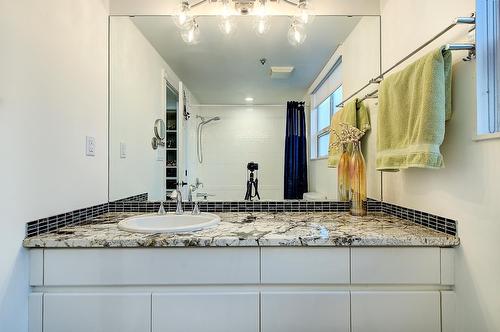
[310,84,343,159]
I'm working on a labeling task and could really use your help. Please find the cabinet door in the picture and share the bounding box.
[44,248,259,285]
[351,248,441,284]
[152,292,259,332]
[44,293,150,332]
[261,291,350,332]
[351,291,440,332]
[261,248,350,284]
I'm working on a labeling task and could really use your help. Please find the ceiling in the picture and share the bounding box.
[132,15,361,104]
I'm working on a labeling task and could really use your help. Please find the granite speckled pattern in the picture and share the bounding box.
[23,212,459,248]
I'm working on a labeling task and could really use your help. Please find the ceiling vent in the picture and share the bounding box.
[269,66,294,79]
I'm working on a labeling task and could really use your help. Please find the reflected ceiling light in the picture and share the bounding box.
[180,20,200,45]
[287,21,307,46]
[245,97,254,102]
[295,0,314,25]
[173,1,193,29]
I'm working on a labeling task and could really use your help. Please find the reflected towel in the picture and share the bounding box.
[328,99,370,168]
[376,48,452,170]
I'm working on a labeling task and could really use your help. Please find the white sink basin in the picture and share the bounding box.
[117,213,220,234]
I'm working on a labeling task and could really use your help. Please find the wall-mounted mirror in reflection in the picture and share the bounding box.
[109,15,380,202]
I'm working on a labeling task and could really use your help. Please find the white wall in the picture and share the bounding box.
[376,0,500,330]
[0,0,109,330]
[189,105,286,200]
[109,17,197,201]
[110,17,178,201]
[308,16,381,199]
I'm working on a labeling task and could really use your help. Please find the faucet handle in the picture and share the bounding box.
[158,202,166,215]
[192,202,201,215]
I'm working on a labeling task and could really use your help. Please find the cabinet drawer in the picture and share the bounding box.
[152,292,259,332]
[351,247,440,284]
[351,291,440,332]
[261,291,350,332]
[261,247,349,284]
[44,293,151,332]
[44,248,259,285]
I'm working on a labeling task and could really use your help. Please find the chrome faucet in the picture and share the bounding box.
[188,178,204,202]
[170,183,186,215]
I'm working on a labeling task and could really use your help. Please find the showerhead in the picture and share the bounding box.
[200,116,220,125]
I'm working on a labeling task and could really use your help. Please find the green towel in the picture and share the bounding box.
[376,48,452,170]
[328,99,371,168]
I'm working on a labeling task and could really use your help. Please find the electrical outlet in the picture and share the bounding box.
[86,136,96,156]
[120,142,127,158]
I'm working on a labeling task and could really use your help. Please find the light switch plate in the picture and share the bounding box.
[120,142,127,158]
[157,148,164,161]
[86,136,96,156]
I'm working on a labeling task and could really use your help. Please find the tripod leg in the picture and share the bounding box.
[254,179,261,200]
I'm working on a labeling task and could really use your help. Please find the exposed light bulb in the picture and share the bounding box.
[180,20,200,45]
[287,22,307,46]
[173,1,193,29]
[295,0,315,25]
[219,17,236,36]
[254,16,270,35]
[218,0,236,36]
[219,0,234,18]
[253,0,267,17]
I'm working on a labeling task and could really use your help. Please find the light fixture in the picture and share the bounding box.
[287,21,307,46]
[173,0,313,45]
[295,0,315,25]
[180,20,200,45]
[245,97,254,102]
[253,0,269,35]
[219,17,236,35]
[173,1,193,29]
[254,16,270,35]
[218,0,236,35]
[253,0,268,17]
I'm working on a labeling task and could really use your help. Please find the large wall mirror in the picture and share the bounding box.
[109,14,381,202]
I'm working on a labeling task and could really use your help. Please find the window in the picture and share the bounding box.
[310,85,343,159]
[476,0,500,137]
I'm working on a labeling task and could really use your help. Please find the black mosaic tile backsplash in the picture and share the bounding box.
[381,201,457,236]
[108,200,351,214]
[25,203,108,237]
[25,196,457,237]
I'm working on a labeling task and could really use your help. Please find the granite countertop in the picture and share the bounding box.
[23,212,459,248]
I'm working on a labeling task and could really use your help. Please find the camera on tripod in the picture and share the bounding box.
[247,162,259,172]
[244,162,260,201]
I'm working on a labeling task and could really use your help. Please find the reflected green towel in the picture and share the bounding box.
[376,48,452,170]
[328,99,370,168]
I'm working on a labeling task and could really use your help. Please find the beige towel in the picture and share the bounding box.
[328,99,371,167]
[376,48,452,170]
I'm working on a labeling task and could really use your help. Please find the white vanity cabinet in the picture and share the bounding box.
[351,291,441,332]
[43,293,151,332]
[29,247,456,332]
[261,291,350,332]
[152,292,259,332]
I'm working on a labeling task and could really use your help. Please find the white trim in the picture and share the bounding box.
[308,45,343,95]
[473,131,500,141]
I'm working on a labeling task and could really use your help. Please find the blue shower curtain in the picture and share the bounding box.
[284,101,308,199]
